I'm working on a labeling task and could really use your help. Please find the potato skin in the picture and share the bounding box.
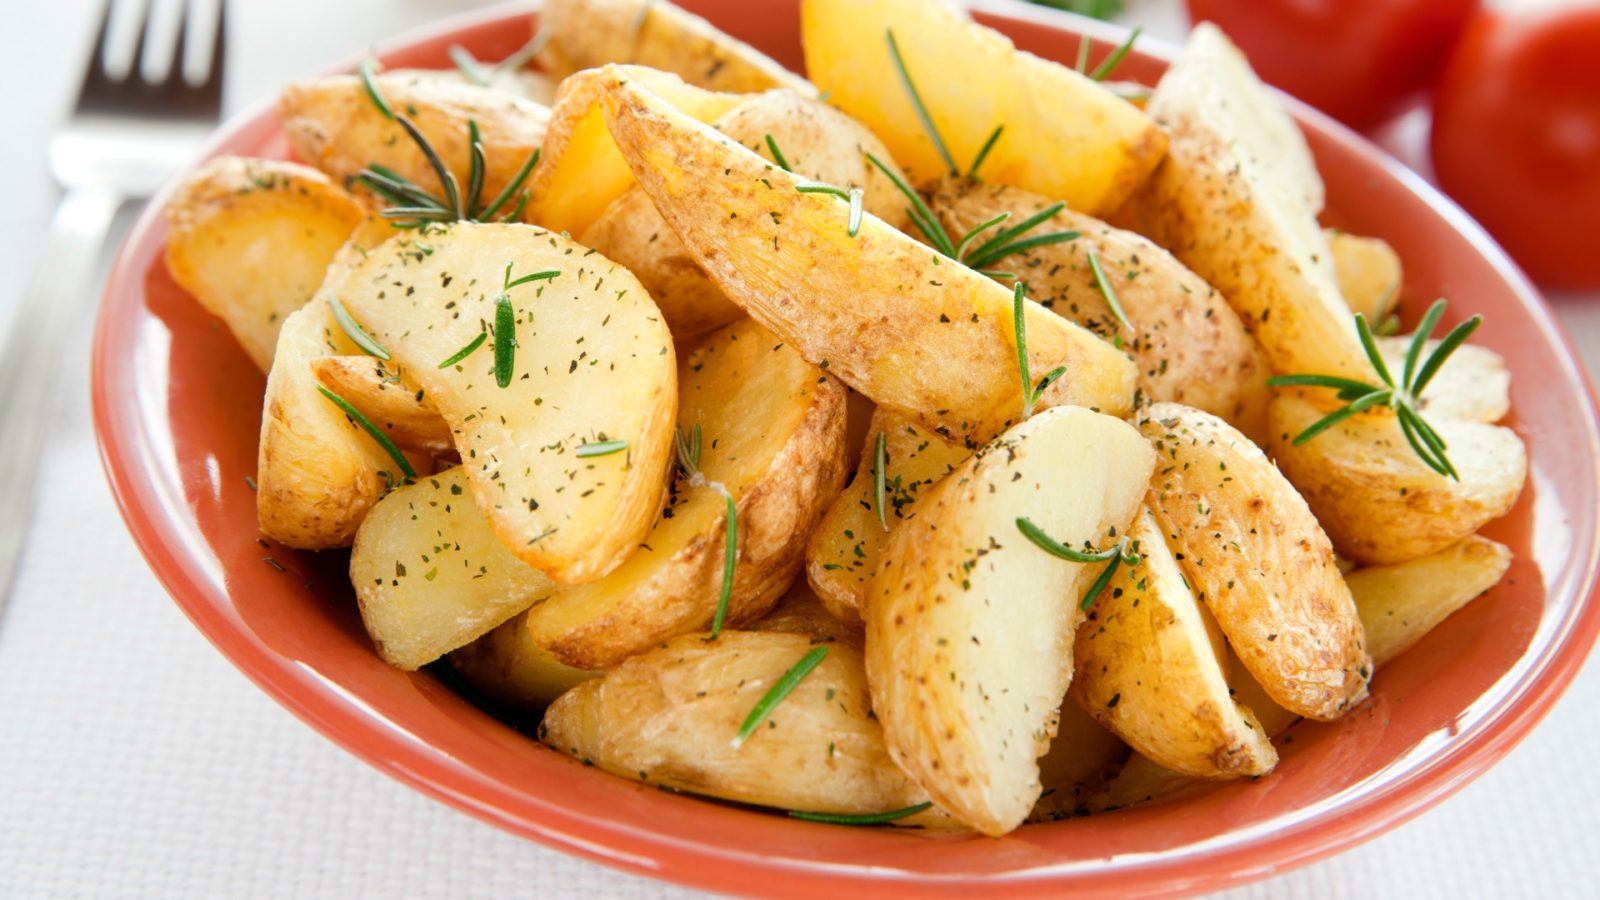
[602,72,1136,446]
[1134,25,1373,383]
[448,614,597,714]
[752,580,863,649]
[581,90,913,339]
[1139,402,1370,720]
[540,631,933,819]
[805,408,968,628]
[164,157,364,372]
[1267,393,1526,565]
[1348,535,1512,666]
[867,406,1155,835]
[524,318,849,669]
[308,356,452,454]
[930,179,1271,436]
[279,73,546,213]
[1328,230,1401,323]
[538,0,812,94]
[1072,508,1278,778]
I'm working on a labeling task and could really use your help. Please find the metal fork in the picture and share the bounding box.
[0,0,225,604]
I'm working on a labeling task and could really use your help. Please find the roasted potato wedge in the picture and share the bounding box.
[582,90,914,338]
[1134,25,1374,382]
[802,0,1165,216]
[448,617,597,714]
[1028,700,1130,822]
[522,318,848,669]
[541,631,935,820]
[1350,535,1513,665]
[258,288,408,548]
[538,0,812,94]
[868,405,1155,835]
[279,72,547,213]
[1328,230,1402,324]
[308,356,452,454]
[1139,402,1370,720]
[528,65,745,236]
[805,408,968,627]
[1377,336,1511,424]
[394,65,559,107]
[1268,393,1526,565]
[351,468,557,670]
[602,72,1137,445]
[336,222,677,584]
[164,157,365,371]
[752,580,862,648]
[1072,508,1278,778]
[930,179,1271,434]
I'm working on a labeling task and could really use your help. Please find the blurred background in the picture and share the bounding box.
[0,1,1596,898]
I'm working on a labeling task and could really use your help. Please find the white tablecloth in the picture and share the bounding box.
[3,1,1599,896]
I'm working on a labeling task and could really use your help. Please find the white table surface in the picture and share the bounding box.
[3,1,1598,897]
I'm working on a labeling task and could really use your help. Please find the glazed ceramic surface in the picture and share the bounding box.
[92,2,1600,896]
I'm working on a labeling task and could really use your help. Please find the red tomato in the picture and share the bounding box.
[1430,5,1600,290]
[1185,0,1480,131]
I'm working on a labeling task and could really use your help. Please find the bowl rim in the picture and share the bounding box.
[91,1,1600,896]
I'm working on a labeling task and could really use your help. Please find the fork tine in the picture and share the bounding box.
[76,0,117,97]
[197,0,226,108]
[169,0,188,83]
[127,0,152,81]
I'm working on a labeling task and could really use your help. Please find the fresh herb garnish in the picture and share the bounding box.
[1086,249,1133,333]
[968,125,1005,180]
[329,296,391,360]
[315,384,415,480]
[448,31,549,87]
[675,423,703,473]
[1266,299,1480,480]
[358,58,394,119]
[764,133,792,173]
[1016,516,1140,610]
[448,46,490,86]
[676,423,738,638]
[438,331,488,368]
[1088,26,1142,82]
[576,439,628,458]
[493,293,517,388]
[872,431,889,531]
[886,29,959,177]
[1013,283,1068,420]
[795,183,866,237]
[1030,0,1124,22]
[789,801,934,825]
[731,645,829,749]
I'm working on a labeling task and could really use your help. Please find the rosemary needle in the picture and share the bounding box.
[789,802,933,825]
[493,294,517,388]
[329,297,390,360]
[731,645,829,749]
[712,491,737,637]
[872,431,889,531]
[1086,249,1134,333]
[764,133,793,173]
[886,28,959,177]
[1089,26,1142,82]
[438,331,488,368]
[1012,283,1067,419]
[315,384,414,480]
[359,58,394,119]
[1015,516,1139,610]
[575,439,628,458]
[968,125,1004,180]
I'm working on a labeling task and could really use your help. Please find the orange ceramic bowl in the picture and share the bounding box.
[93,1,1600,896]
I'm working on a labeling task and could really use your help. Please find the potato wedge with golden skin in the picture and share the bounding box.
[867,406,1155,836]
[336,222,677,584]
[601,72,1137,445]
[582,90,914,339]
[279,73,547,213]
[1328,230,1402,324]
[1139,402,1370,720]
[752,580,863,649]
[308,356,452,454]
[538,0,812,95]
[258,289,406,548]
[541,631,935,820]
[1134,25,1373,383]
[1376,337,1511,424]
[448,616,597,714]
[351,468,557,670]
[1350,535,1513,665]
[528,66,745,237]
[1027,700,1129,823]
[523,318,848,669]
[802,0,1165,216]
[805,408,968,628]
[1267,393,1526,566]
[929,179,1271,434]
[164,157,365,372]
[1072,508,1278,778]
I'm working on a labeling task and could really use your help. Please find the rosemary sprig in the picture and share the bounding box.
[493,293,516,387]
[789,801,933,825]
[576,439,628,458]
[796,183,866,237]
[439,331,487,368]
[1086,249,1133,333]
[1016,516,1141,610]
[1013,283,1067,419]
[316,384,415,480]
[448,31,549,87]
[675,423,703,473]
[886,29,958,177]
[1266,299,1481,480]
[676,424,738,638]
[764,133,792,173]
[329,296,390,360]
[1089,26,1142,82]
[359,58,394,119]
[872,431,889,531]
[968,125,1004,180]
[731,645,829,749]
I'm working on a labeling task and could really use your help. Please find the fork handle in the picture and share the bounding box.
[0,185,123,605]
